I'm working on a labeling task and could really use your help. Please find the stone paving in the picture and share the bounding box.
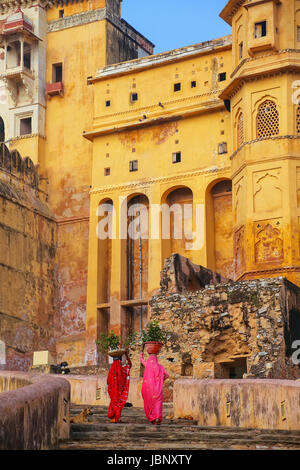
[59,404,300,450]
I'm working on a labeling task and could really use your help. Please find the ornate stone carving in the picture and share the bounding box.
[254,219,283,264]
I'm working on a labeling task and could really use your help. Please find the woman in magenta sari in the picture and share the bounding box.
[140,347,169,425]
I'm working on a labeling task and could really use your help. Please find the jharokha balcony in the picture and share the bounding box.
[45,82,64,98]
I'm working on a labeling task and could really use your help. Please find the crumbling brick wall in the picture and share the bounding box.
[130,256,300,389]
[0,145,58,370]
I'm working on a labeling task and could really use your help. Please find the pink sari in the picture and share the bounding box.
[140,353,169,424]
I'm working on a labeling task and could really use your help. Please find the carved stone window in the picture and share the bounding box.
[297,106,300,135]
[237,112,244,148]
[256,100,279,138]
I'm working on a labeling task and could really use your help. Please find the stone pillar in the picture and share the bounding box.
[85,194,100,365]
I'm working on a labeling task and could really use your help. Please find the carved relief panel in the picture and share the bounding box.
[254,219,283,264]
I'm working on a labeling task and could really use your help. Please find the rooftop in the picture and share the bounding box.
[92,35,232,82]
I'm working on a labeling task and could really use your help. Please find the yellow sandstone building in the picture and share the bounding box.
[1,0,300,369]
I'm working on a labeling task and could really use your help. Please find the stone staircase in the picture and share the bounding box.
[59,404,300,450]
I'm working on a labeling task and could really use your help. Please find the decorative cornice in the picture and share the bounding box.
[47,7,106,32]
[46,4,154,54]
[92,35,232,82]
[10,133,46,141]
[221,51,300,100]
[84,93,227,140]
[219,0,246,26]
[230,135,300,161]
[237,265,300,281]
[90,165,231,195]
[0,0,51,14]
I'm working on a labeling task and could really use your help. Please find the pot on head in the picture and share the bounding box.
[144,341,163,355]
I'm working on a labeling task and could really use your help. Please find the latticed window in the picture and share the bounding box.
[256,100,279,138]
[297,106,300,134]
[237,112,244,148]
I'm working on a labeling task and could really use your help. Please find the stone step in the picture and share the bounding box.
[60,405,300,451]
[69,429,300,446]
[69,421,300,438]
[60,438,297,451]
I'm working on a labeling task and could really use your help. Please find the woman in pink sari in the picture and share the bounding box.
[140,347,169,425]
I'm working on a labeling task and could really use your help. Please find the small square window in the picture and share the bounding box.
[218,142,228,155]
[20,117,32,136]
[104,167,110,176]
[174,83,181,92]
[255,21,267,38]
[129,160,138,172]
[106,100,111,107]
[172,152,181,163]
[218,72,227,82]
[130,93,138,102]
[191,81,197,88]
[59,9,64,18]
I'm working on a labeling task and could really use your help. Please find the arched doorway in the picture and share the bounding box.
[126,194,149,334]
[206,180,233,279]
[161,186,193,262]
[97,198,113,345]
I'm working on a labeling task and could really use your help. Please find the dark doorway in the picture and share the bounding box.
[0,117,4,143]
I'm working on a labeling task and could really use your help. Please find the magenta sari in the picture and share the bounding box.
[140,352,169,424]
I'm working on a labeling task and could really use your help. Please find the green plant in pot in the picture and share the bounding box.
[96,331,138,358]
[96,331,124,358]
[141,320,168,355]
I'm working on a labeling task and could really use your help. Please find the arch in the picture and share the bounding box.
[256,99,279,138]
[0,117,4,143]
[161,186,194,263]
[97,198,113,353]
[295,8,300,44]
[235,109,244,148]
[161,184,194,204]
[236,23,244,63]
[125,193,149,335]
[206,179,234,279]
[97,198,113,305]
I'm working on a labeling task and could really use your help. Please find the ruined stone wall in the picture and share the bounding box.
[0,371,70,450]
[0,145,58,370]
[130,275,300,387]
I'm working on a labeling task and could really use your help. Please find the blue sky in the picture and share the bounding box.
[121,1,232,54]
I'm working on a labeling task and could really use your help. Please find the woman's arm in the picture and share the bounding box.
[125,351,132,369]
[163,368,169,380]
[140,352,147,367]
